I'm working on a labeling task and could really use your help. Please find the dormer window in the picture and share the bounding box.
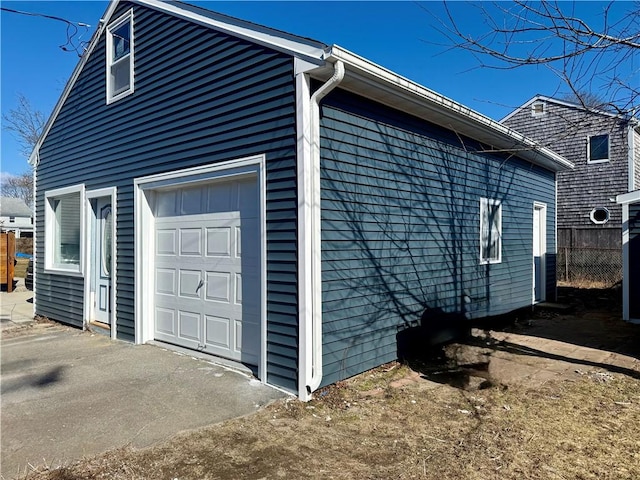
[106,10,134,104]
[587,134,609,163]
[531,101,545,117]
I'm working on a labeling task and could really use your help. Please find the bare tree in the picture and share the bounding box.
[437,1,639,116]
[1,172,34,208]
[3,93,46,157]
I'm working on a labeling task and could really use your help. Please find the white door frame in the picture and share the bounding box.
[533,202,547,303]
[84,187,118,339]
[133,155,267,381]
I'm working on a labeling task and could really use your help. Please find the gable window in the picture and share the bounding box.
[531,101,545,117]
[587,134,609,163]
[480,198,502,264]
[106,10,134,103]
[45,185,84,275]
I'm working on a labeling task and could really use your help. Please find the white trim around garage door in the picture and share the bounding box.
[133,155,267,381]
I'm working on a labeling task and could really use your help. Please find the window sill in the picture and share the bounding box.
[44,266,84,277]
[480,259,502,265]
[587,159,609,165]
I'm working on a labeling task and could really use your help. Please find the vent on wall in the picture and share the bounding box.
[590,207,610,224]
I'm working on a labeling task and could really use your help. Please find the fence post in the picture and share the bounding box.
[564,247,569,283]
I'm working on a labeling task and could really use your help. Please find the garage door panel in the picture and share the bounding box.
[154,176,260,366]
[155,307,176,335]
[156,268,176,295]
[205,315,230,349]
[206,227,231,257]
[205,271,231,303]
[179,270,202,298]
[180,228,202,256]
[156,229,177,255]
[178,310,201,341]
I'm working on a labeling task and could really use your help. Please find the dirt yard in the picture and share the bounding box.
[22,287,640,480]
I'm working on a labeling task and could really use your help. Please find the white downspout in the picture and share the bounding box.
[306,60,345,396]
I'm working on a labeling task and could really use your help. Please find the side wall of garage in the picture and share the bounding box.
[35,2,300,391]
[319,88,557,387]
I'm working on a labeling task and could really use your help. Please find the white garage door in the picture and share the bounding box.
[153,177,260,365]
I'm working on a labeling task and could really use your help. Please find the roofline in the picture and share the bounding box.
[617,190,640,205]
[29,0,327,166]
[323,47,573,172]
[30,1,572,174]
[501,94,640,125]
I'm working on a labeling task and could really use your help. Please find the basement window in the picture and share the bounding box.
[587,134,609,163]
[106,10,134,104]
[590,207,610,225]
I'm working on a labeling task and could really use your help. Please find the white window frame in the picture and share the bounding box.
[531,101,546,117]
[587,133,610,164]
[106,9,134,104]
[44,184,85,276]
[589,207,610,225]
[480,198,502,265]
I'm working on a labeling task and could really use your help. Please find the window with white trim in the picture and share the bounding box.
[106,10,134,103]
[45,185,84,274]
[480,198,502,264]
[531,101,545,117]
[587,134,609,163]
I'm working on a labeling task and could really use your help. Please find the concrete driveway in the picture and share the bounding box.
[1,321,285,479]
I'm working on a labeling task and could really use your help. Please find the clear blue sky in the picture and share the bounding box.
[0,1,631,176]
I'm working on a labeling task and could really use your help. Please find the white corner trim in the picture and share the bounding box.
[296,71,313,401]
[621,203,630,321]
[133,154,268,381]
[629,124,636,192]
[85,187,118,339]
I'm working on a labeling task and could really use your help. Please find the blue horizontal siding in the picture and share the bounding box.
[35,2,298,392]
[319,88,556,387]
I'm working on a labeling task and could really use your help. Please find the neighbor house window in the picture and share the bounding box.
[9,216,15,223]
[531,101,545,117]
[587,134,609,163]
[480,198,502,264]
[45,185,84,274]
[106,10,134,104]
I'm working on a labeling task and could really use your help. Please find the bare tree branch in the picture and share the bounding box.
[1,172,34,208]
[435,1,639,116]
[2,93,45,158]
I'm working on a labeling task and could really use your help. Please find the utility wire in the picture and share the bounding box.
[1,7,91,57]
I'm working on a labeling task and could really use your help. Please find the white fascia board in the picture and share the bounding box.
[138,0,326,65]
[617,190,640,205]
[323,46,573,173]
[29,0,120,167]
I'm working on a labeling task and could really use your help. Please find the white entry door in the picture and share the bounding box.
[153,177,260,365]
[533,203,547,303]
[92,198,112,325]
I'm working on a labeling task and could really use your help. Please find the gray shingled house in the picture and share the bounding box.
[0,196,33,238]
[502,96,640,256]
[29,0,572,400]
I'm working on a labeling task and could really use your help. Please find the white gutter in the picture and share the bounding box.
[324,46,573,173]
[305,60,345,396]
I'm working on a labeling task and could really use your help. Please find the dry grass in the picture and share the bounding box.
[22,364,640,480]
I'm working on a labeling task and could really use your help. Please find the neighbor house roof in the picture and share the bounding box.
[0,197,33,217]
[29,0,573,173]
[501,94,640,126]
